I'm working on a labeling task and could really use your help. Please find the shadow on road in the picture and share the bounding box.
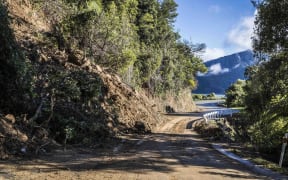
[1,120,265,179]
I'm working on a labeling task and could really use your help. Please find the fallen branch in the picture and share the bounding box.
[29,97,45,123]
[35,141,50,155]
[41,91,55,127]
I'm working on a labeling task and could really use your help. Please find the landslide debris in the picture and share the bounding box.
[0,0,165,158]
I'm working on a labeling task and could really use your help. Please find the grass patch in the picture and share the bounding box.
[192,93,225,101]
[229,144,288,175]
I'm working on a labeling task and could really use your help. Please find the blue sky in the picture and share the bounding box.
[174,0,256,61]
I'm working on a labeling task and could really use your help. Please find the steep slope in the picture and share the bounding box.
[194,50,255,94]
[0,0,168,158]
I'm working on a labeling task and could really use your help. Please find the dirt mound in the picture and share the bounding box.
[65,62,165,134]
[0,114,28,159]
[9,0,163,131]
[153,89,198,113]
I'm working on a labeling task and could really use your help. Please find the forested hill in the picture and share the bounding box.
[0,0,206,157]
[193,50,255,94]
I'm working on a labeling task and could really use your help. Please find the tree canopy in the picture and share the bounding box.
[225,79,246,108]
[253,0,288,55]
[54,0,207,95]
[243,0,288,150]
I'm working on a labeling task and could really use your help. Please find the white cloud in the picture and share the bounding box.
[208,5,221,14]
[198,63,230,77]
[226,15,255,51]
[202,48,226,62]
[209,63,229,75]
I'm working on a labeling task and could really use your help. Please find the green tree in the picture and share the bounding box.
[61,0,139,73]
[253,0,288,55]
[136,0,158,43]
[160,0,178,24]
[225,79,246,107]
[40,0,207,96]
[244,0,288,150]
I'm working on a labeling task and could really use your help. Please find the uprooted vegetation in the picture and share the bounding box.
[0,0,202,159]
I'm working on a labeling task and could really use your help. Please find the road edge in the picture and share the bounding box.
[212,143,288,179]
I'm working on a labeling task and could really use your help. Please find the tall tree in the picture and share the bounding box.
[244,0,288,150]
[160,0,178,24]
[253,0,288,55]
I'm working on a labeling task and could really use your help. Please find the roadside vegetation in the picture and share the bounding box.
[225,79,246,108]
[219,0,288,170]
[224,0,288,149]
[192,93,224,101]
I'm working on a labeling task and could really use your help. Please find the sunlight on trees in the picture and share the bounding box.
[244,0,288,151]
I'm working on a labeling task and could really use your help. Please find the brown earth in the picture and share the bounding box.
[0,113,267,180]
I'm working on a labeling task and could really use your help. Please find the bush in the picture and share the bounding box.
[192,93,216,100]
[249,112,288,152]
[206,93,216,100]
[192,94,203,100]
[225,79,246,107]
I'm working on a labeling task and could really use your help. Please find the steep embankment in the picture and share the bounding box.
[0,0,167,158]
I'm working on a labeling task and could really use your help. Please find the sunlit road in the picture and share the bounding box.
[1,100,271,180]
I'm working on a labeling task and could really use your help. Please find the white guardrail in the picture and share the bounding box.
[203,109,239,123]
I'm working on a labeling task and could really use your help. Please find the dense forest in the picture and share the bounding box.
[225,0,288,152]
[37,0,207,94]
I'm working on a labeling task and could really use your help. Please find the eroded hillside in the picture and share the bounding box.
[0,0,199,158]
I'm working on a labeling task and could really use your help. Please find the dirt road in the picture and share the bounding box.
[0,111,267,180]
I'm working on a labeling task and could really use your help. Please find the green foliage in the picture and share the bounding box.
[54,0,207,96]
[44,67,103,102]
[49,72,81,100]
[245,52,288,118]
[206,93,216,99]
[192,94,203,100]
[249,113,288,151]
[225,79,246,107]
[192,93,217,101]
[60,0,139,74]
[244,53,288,150]
[245,0,288,152]
[234,0,288,152]
[86,0,102,13]
[253,0,288,54]
[34,66,108,143]
[160,0,178,24]
[0,1,29,112]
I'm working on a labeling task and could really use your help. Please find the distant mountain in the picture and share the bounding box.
[193,50,255,94]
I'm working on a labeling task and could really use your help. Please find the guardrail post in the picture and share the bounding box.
[279,133,288,167]
[204,115,208,124]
